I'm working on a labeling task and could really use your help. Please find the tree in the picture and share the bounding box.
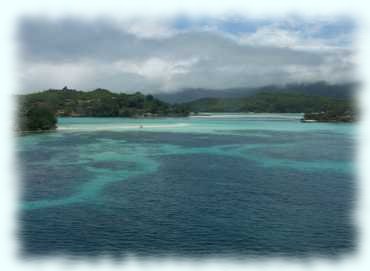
[20,104,57,131]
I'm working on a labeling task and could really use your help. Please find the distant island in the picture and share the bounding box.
[183,92,354,114]
[184,92,355,123]
[17,83,356,132]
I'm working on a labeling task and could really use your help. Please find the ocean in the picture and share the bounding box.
[17,114,356,259]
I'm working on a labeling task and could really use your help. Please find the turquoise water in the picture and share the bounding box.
[18,114,356,258]
[56,113,354,134]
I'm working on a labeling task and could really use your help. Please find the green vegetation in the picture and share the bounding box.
[19,87,189,118]
[185,92,355,115]
[18,104,57,132]
[303,110,355,122]
[17,87,190,132]
[156,82,357,103]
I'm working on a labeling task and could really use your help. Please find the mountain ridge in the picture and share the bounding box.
[155,82,358,104]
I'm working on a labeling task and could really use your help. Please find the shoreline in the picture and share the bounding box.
[17,112,354,134]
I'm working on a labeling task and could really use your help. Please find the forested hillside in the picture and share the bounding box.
[17,87,189,131]
[184,92,354,114]
[156,82,357,103]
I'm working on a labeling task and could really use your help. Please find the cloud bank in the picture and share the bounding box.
[18,16,356,93]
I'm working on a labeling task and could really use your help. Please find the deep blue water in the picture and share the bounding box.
[17,115,356,259]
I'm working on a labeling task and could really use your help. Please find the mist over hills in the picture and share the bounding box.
[155,82,358,104]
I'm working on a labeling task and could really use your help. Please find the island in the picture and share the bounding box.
[17,87,190,132]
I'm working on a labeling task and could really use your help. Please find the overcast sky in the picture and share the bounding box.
[18,15,356,93]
